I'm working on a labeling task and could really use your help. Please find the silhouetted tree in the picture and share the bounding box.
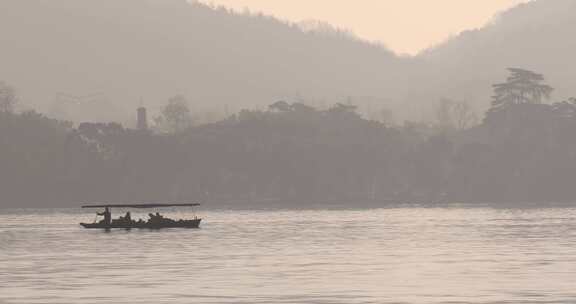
[485,68,554,128]
[268,100,291,112]
[491,68,553,109]
[436,99,478,131]
[552,97,576,119]
[327,103,360,120]
[155,95,192,133]
[0,81,18,113]
[290,102,316,113]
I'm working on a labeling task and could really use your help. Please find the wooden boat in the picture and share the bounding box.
[80,219,201,229]
[80,203,202,229]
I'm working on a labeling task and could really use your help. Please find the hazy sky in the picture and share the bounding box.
[200,0,529,55]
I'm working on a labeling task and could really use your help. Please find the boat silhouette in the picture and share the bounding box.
[80,203,202,229]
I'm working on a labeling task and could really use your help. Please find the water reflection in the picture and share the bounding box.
[1,207,576,303]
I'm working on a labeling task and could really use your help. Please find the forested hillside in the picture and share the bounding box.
[418,0,576,112]
[3,69,576,207]
[0,0,406,122]
[2,0,576,123]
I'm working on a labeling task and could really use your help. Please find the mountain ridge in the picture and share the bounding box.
[0,0,575,123]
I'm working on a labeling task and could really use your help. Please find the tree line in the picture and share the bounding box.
[2,68,576,207]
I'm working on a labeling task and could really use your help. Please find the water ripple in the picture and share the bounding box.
[1,207,576,303]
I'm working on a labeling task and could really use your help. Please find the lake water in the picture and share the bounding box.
[1,206,576,304]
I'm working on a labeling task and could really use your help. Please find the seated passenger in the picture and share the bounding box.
[148,212,160,224]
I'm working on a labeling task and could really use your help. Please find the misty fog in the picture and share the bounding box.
[1,0,575,124]
[2,0,576,208]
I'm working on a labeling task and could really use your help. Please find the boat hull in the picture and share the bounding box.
[80,219,201,229]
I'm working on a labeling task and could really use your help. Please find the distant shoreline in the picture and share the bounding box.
[2,200,576,212]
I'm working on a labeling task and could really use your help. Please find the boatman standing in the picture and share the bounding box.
[98,207,111,225]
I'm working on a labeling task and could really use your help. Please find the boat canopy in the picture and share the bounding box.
[82,203,201,209]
